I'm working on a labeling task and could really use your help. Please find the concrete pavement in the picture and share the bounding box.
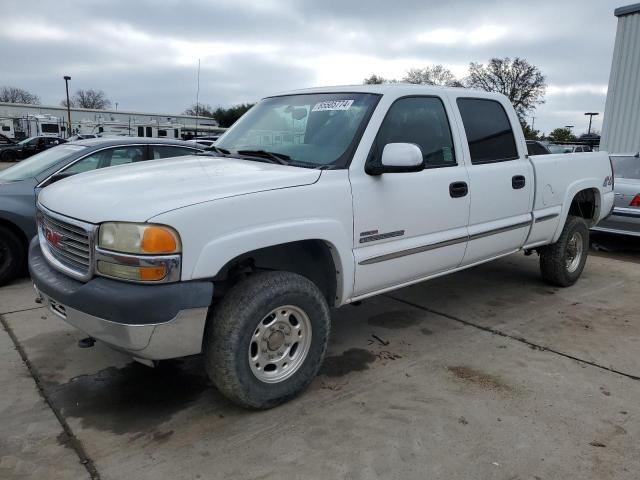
[1,243,639,479]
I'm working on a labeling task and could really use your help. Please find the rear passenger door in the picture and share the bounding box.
[454,97,534,265]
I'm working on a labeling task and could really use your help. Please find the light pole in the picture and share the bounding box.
[584,112,599,135]
[115,102,119,111]
[63,76,71,137]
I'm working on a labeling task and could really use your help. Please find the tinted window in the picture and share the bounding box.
[41,124,59,134]
[370,96,456,168]
[137,126,144,136]
[457,98,518,163]
[145,127,152,137]
[2,126,10,131]
[150,145,197,159]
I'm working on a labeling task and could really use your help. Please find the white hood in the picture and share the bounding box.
[38,155,321,223]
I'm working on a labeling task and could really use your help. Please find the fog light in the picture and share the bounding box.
[97,261,167,282]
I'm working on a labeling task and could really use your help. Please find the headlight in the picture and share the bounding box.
[96,222,181,283]
[98,222,181,254]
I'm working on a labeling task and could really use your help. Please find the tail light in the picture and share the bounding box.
[630,194,640,207]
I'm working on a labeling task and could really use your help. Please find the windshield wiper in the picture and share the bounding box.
[236,149,292,165]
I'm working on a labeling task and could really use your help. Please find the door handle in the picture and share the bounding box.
[512,175,526,189]
[449,181,468,198]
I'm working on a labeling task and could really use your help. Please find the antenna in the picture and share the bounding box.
[195,59,201,139]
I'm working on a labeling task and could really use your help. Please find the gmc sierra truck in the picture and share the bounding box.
[29,85,615,409]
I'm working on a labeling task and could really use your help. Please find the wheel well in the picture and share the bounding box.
[212,240,339,306]
[0,218,28,253]
[568,188,598,225]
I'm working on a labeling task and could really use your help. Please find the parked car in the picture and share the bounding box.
[29,85,614,409]
[0,136,66,162]
[0,137,203,284]
[548,144,592,154]
[591,154,640,237]
[526,140,551,155]
[66,134,99,141]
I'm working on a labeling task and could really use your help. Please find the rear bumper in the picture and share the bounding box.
[592,207,640,237]
[29,238,214,360]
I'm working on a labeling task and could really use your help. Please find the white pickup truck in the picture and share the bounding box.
[29,85,614,409]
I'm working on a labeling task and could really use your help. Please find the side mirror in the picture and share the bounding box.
[366,143,424,175]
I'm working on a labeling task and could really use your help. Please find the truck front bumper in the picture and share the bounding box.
[28,238,214,361]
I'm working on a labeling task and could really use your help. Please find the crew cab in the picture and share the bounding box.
[29,85,615,409]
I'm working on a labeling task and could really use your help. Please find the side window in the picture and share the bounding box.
[63,152,103,174]
[456,98,518,164]
[107,146,145,166]
[137,126,144,137]
[370,96,456,168]
[145,127,152,137]
[63,146,145,174]
[150,145,197,159]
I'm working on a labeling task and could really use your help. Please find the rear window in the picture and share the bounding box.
[457,98,519,164]
[611,156,640,179]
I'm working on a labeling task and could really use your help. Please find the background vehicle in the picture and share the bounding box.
[526,140,551,155]
[0,136,66,162]
[29,85,614,409]
[548,144,592,154]
[0,138,203,285]
[592,154,640,237]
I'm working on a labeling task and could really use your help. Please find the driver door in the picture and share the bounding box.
[350,95,470,297]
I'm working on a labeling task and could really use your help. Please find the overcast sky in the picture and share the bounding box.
[0,0,625,134]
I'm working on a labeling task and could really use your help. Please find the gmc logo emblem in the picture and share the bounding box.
[44,227,61,247]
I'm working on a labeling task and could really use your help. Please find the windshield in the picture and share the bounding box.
[216,93,380,168]
[18,136,37,145]
[0,144,86,182]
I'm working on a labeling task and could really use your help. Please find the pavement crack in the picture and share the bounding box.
[1,305,45,315]
[0,313,100,479]
[386,295,640,382]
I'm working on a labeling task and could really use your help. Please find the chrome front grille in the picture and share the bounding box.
[37,206,96,281]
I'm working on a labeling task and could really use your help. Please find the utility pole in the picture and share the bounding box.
[195,59,201,139]
[531,116,536,131]
[63,76,71,138]
[584,112,599,135]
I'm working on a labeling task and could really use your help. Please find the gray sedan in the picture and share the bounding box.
[592,154,640,237]
[0,137,203,285]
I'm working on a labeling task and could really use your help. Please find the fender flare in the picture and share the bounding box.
[552,179,602,243]
[191,218,354,304]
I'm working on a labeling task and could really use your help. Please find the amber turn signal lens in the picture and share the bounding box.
[139,266,167,281]
[142,226,178,253]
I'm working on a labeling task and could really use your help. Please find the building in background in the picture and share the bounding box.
[600,3,640,155]
[0,102,224,140]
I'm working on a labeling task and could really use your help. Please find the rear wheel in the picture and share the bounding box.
[539,215,589,287]
[203,271,331,409]
[0,225,25,286]
[1,150,17,162]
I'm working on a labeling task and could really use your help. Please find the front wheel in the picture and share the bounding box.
[204,271,331,409]
[539,215,589,287]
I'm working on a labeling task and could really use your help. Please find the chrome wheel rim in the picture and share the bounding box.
[248,305,312,383]
[566,231,584,273]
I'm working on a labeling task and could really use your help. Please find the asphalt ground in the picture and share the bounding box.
[1,232,639,479]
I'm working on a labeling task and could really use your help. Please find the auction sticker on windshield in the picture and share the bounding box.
[312,100,354,111]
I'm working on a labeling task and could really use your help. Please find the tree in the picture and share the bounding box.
[363,74,387,85]
[212,103,254,128]
[61,89,111,109]
[0,86,40,104]
[184,103,215,117]
[465,57,546,119]
[520,120,541,141]
[403,65,462,87]
[548,128,576,143]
